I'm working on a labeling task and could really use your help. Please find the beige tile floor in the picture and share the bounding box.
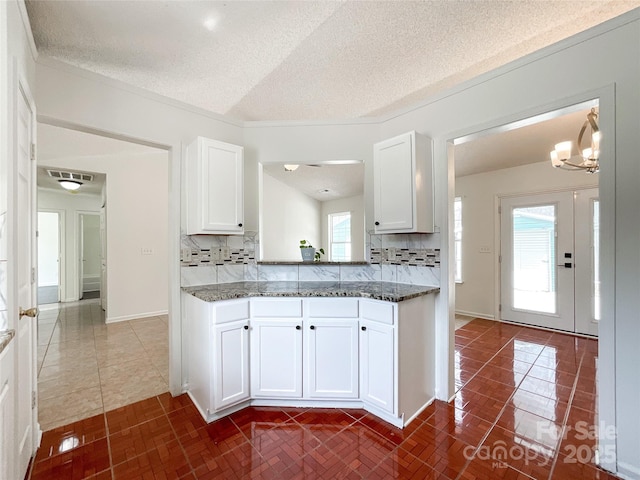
[36,299,169,431]
[454,313,474,330]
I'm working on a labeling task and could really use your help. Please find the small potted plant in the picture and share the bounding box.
[299,240,325,262]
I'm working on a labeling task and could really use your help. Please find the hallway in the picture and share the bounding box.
[37,300,169,430]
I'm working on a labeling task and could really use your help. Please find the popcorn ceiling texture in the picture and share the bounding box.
[25,0,638,121]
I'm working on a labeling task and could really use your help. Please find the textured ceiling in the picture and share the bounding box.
[25,0,640,121]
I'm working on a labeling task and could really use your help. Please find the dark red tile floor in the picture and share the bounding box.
[29,319,618,479]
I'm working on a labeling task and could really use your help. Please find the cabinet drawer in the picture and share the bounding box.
[252,299,302,318]
[215,300,250,324]
[360,301,394,325]
[308,298,359,318]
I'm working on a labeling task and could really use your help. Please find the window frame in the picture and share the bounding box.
[328,211,352,262]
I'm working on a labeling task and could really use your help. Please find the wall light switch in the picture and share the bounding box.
[141,247,154,255]
[386,247,396,261]
[479,246,491,254]
[181,248,192,261]
[221,246,230,259]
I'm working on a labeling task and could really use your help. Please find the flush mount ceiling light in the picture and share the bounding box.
[58,179,83,191]
[203,16,217,31]
[550,108,600,174]
[284,164,299,171]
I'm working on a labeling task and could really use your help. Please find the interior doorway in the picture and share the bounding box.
[78,212,101,300]
[500,188,599,335]
[37,211,62,304]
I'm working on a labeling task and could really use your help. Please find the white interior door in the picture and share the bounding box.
[15,81,37,479]
[501,189,599,335]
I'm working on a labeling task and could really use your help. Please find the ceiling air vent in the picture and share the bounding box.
[47,170,93,182]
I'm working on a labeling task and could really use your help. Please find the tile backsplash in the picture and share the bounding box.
[181,231,441,288]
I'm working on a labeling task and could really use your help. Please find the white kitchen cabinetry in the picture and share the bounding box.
[214,320,250,410]
[305,299,359,399]
[360,315,395,414]
[250,319,303,398]
[373,131,434,233]
[250,299,304,398]
[183,293,435,428]
[183,293,250,421]
[186,136,244,235]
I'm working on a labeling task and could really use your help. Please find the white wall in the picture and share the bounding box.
[40,151,169,322]
[36,211,59,287]
[455,160,598,319]
[38,189,101,301]
[261,172,321,261]
[320,195,365,262]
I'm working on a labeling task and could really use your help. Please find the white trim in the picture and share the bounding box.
[455,310,495,321]
[616,461,640,480]
[16,0,38,62]
[106,310,168,323]
[36,208,65,303]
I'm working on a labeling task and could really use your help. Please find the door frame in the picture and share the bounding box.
[497,187,598,332]
[444,84,616,472]
[37,208,65,304]
[36,116,180,395]
[77,211,101,300]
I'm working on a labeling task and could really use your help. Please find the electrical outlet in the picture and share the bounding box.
[210,249,220,261]
[479,246,491,254]
[141,247,154,255]
[221,246,230,259]
[386,247,396,261]
[181,248,192,262]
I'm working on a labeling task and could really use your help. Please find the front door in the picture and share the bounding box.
[500,188,599,335]
[16,80,38,478]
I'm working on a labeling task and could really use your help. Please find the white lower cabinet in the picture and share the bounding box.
[183,293,251,420]
[250,319,303,398]
[359,319,395,414]
[305,319,359,399]
[184,293,434,428]
[213,320,250,410]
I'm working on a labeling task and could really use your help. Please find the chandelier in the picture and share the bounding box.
[550,108,600,173]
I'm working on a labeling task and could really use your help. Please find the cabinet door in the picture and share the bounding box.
[250,319,303,398]
[305,320,359,399]
[213,320,250,411]
[187,137,244,234]
[360,321,395,414]
[373,132,414,232]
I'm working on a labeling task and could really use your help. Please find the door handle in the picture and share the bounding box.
[19,307,38,318]
[557,263,572,268]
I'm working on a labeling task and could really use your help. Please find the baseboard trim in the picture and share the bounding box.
[106,310,168,323]
[455,309,495,321]
[615,461,639,479]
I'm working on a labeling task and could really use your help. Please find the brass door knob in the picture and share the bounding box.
[19,307,38,318]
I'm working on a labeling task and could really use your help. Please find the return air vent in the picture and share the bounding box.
[47,170,93,182]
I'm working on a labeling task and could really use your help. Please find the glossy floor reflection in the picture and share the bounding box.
[37,299,169,430]
[30,319,616,479]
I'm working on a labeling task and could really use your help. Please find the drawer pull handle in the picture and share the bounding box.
[310,325,315,330]
[295,325,301,330]
[374,221,380,226]
[361,326,367,331]
[238,223,243,227]
[243,325,249,330]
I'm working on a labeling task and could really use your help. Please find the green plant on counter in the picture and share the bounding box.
[299,240,325,262]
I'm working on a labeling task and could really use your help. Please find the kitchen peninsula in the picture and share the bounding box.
[182,281,439,428]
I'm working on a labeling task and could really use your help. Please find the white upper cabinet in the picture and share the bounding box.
[372,131,434,233]
[186,137,244,235]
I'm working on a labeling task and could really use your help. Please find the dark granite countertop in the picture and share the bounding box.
[0,329,15,356]
[182,281,439,303]
[257,261,369,266]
